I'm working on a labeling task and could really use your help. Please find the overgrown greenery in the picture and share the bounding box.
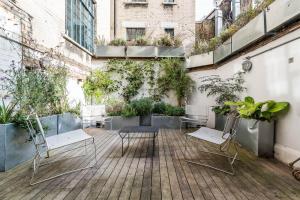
[83,70,117,103]
[225,96,289,121]
[157,58,195,106]
[1,64,68,116]
[130,98,153,116]
[199,72,246,115]
[154,35,182,47]
[109,38,127,46]
[192,0,275,55]
[0,99,16,124]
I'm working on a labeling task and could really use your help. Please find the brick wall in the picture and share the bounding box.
[114,0,195,47]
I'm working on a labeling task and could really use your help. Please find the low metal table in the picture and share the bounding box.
[118,126,159,156]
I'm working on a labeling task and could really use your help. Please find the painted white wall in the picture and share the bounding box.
[188,28,300,165]
[96,0,111,43]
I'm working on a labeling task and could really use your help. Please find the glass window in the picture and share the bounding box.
[126,28,146,41]
[66,0,95,52]
[164,28,174,38]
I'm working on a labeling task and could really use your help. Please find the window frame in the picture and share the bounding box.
[126,27,146,41]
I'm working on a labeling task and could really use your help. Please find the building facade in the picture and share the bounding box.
[106,0,195,48]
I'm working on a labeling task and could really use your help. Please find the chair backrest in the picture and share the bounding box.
[222,113,240,138]
[26,113,48,151]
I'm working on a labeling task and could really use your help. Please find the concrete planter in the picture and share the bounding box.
[232,12,266,53]
[140,115,152,126]
[157,47,185,57]
[126,46,156,58]
[0,123,35,171]
[105,116,140,130]
[213,38,232,63]
[58,113,81,134]
[237,119,275,157]
[151,115,182,129]
[214,114,275,157]
[95,45,126,57]
[187,52,214,68]
[0,112,82,171]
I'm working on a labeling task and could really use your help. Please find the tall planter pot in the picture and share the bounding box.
[237,119,275,158]
[0,123,35,171]
[140,115,152,126]
[151,115,182,129]
[105,116,140,130]
[215,114,227,131]
[58,113,81,134]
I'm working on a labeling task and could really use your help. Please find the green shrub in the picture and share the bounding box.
[109,38,126,46]
[106,100,125,116]
[152,102,167,114]
[132,37,149,46]
[129,98,153,116]
[165,105,185,116]
[121,104,137,118]
[155,35,182,47]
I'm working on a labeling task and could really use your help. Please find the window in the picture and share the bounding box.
[164,0,175,3]
[164,28,174,38]
[126,28,145,41]
[66,0,95,52]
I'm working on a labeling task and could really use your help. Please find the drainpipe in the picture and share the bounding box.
[215,5,223,37]
[113,0,116,39]
[232,0,241,20]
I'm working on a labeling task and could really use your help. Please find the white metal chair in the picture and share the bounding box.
[26,113,97,185]
[180,105,209,132]
[81,105,112,129]
[184,113,240,175]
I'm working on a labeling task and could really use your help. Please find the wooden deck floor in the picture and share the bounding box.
[0,128,299,200]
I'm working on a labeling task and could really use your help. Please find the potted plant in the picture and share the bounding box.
[226,96,289,157]
[155,35,185,57]
[126,37,156,58]
[95,38,126,58]
[198,72,247,129]
[130,98,153,126]
[151,102,185,129]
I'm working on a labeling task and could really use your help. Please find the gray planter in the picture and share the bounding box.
[187,52,214,69]
[151,115,182,129]
[157,47,185,57]
[215,114,226,131]
[140,115,152,126]
[40,115,58,136]
[0,123,35,171]
[213,38,232,63]
[95,45,126,57]
[237,119,275,157]
[214,115,275,157]
[126,46,156,58]
[58,113,81,134]
[105,116,140,130]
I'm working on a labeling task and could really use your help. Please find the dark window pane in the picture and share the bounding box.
[165,28,174,38]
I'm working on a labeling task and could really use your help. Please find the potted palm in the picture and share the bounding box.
[226,96,289,157]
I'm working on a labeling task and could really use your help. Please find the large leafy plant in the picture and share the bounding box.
[129,98,154,116]
[226,96,289,121]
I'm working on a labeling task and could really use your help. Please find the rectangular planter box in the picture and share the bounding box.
[151,115,182,129]
[58,113,81,134]
[126,46,156,58]
[232,12,266,53]
[157,47,185,57]
[187,52,214,68]
[237,119,275,158]
[95,45,126,57]
[105,116,140,130]
[0,113,82,171]
[0,123,35,171]
[214,115,275,157]
[266,0,300,32]
[213,38,232,63]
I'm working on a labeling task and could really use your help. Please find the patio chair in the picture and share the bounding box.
[180,105,209,132]
[26,113,97,185]
[184,113,240,175]
[81,105,112,129]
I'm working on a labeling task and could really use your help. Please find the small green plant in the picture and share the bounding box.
[129,98,153,116]
[131,37,150,46]
[155,35,182,47]
[152,102,167,114]
[0,99,16,124]
[226,96,289,121]
[109,38,126,46]
[165,104,185,116]
[212,105,231,116]
[121,104,137,118]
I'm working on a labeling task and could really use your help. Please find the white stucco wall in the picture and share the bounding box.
[188,28,300,165]
[96,0,111,42]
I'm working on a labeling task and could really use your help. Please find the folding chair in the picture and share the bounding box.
[184,113,240,175]
[26,113,97,185]
[180,105,209,132]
